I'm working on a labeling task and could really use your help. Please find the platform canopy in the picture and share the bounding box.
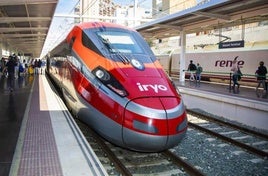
[0,0,58,58]
[135,0,268,83]
[135,0,268,40]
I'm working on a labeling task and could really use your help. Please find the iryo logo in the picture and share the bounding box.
[137,82,168,93]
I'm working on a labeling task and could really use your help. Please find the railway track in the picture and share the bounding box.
[67,106,268,176]
[75,110,268,175]
[187,110,268,158]
[75,119,205,176]
[48,74,205,175]
[48,69,267,175]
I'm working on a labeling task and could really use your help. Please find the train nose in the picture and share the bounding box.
[122,97,187,152]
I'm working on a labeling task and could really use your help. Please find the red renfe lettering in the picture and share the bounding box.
[215,60,244,67]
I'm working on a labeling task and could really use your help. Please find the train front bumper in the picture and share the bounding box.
[122,97,188,152]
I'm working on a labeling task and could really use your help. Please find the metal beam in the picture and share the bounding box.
[54,14,153,22]
[0,0,57,6]
[1,33,47,38]
[0,17,51,23]
[7,38,46,41]
[154,24,182,31]
[0,27,49,32]
[192,11,230,21]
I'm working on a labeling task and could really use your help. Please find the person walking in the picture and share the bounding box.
[255,61,267,93]
[5,56,17,92]
[38,59,42,74]
[187,60,197,86]
[230,57,241,94]
[195,63,203,87]
[34,59,39,74]
[1,57,6,76]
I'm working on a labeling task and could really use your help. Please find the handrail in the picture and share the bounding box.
[182,70,267,78]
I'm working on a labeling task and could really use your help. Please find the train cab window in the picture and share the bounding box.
[83,27,156,63]
[96,31,144,54]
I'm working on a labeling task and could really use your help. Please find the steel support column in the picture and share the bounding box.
[179,30,186,84]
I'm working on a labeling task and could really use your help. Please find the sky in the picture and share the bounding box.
[41,0,79,57]
[41,0,153,57]
[113,0,152,8]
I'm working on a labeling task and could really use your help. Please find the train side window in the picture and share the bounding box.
[69,37,75,49]
[69,56,81,70]
[82,31,103,56]
[82,66,92,80]
[51,41,70,57]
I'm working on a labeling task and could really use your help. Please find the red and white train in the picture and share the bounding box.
[46,22,188,152]
[157,50,268,83]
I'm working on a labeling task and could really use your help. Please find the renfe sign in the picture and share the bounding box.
[219,40,244,49]
[161,50,268,76]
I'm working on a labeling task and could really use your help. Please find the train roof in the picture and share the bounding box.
[76,22,135,31]
[66,22,137,44]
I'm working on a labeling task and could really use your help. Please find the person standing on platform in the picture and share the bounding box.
[5,56,17,92]
[230,57,241,93]
[187,60,197,85]
[22,59,27,75]
[255,61,267,93]
[18,59,24,77]
[195,63,203,87]
[38,59,42,74]
[11,54,19,78]
[34,59,39,74]
[1,57,6,75]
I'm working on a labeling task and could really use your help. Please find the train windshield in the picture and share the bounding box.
[82,27,156,63]
[96,31,144,54]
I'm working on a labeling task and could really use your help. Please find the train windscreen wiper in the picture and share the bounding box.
[100,37,130,64]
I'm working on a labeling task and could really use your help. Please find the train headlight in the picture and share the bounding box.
[95,70,104,79]
[95,69,110,81]
[92,66,128,97]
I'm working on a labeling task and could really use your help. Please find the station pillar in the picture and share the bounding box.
[0,43,2,58]
[179,30,186,84]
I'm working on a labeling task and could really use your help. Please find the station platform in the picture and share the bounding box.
[174,80,268,103]
[0,73,267,176]
[174,79,268,132]
[0,74,108,176]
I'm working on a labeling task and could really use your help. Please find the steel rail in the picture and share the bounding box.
[189,122,268,158]
[187,109,268,140]
[84,126,132,176]
[162,150,206,176]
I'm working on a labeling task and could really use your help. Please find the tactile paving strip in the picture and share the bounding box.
[17,76,63,176]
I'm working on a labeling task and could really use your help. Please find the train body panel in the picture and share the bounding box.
[47,22,187,152]
[158,50,268,82]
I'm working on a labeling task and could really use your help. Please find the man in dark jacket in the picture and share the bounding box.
[187,60,197,85]
[256,61,267,92]
[5,56,17,92]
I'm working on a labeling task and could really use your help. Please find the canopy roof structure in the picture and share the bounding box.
[135,0,268,83]
[0,0,267,58]
[135,0,268,40]
[0,0,58,58]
